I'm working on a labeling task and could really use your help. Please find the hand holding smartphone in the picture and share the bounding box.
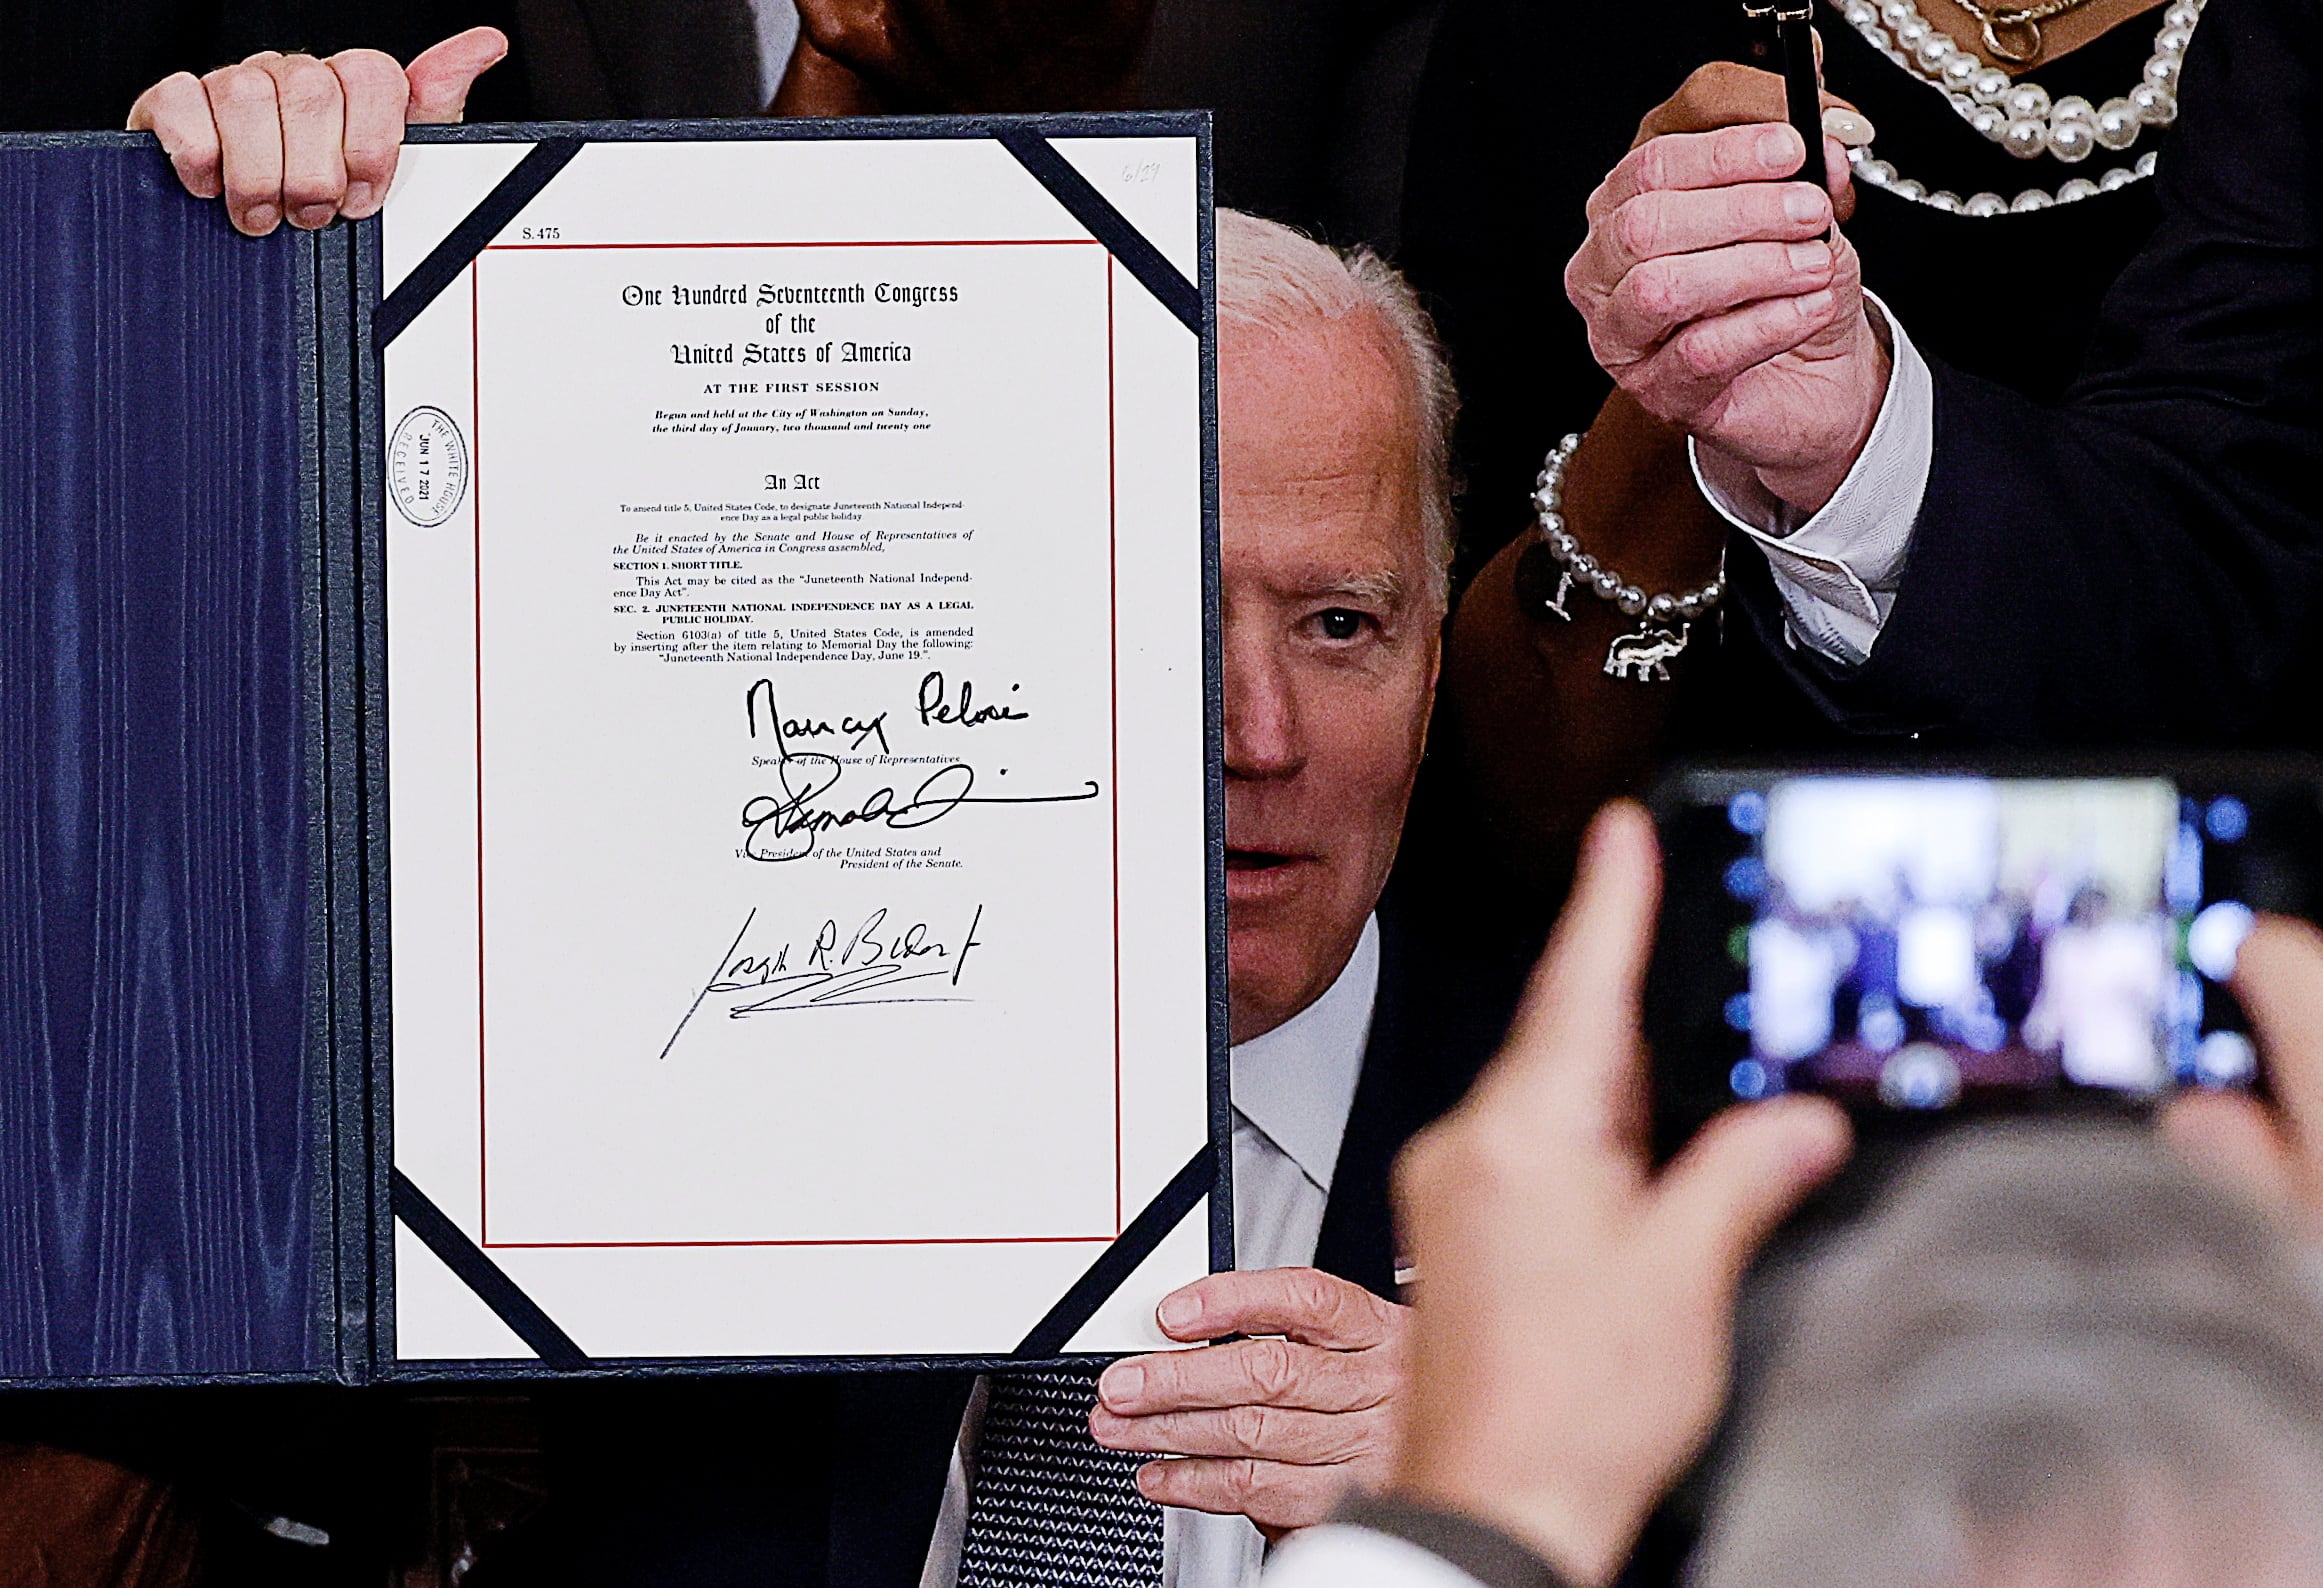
[1646,759,2323,1154]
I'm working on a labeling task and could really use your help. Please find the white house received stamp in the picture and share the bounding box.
[386,405,469,529]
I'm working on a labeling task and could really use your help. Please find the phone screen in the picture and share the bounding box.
[1649,765,2323,1144]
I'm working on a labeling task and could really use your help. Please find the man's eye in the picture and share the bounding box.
[1315,608,1372,642]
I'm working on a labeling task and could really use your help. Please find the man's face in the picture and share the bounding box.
[1221,309,1440,1045]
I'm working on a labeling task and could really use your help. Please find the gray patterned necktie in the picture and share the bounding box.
[956,1367,1167,1587]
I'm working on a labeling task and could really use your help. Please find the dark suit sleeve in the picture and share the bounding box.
[1752,0,2323,745]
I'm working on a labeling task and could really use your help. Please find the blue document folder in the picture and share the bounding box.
[0,138,342,1386]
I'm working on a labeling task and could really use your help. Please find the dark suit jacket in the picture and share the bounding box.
[472,901,1526,1588]
[512,0,767,117]
[1728,0,2323,748]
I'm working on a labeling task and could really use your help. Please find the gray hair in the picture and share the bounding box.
[1215,208,1457,609]
[1693,1125,2323,1588]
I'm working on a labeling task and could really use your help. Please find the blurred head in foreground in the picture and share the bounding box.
[1695,1125,2323,1588]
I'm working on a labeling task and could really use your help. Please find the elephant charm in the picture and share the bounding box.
[1603,621,1692,682]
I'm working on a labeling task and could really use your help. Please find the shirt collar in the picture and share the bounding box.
[1230,915,1381,1194]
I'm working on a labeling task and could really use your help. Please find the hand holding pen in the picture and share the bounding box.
[1565,30,1891,515]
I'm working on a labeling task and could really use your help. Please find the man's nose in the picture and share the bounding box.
[1224,629,1304,781]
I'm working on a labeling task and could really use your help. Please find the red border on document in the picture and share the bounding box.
[467,239,1126,1251]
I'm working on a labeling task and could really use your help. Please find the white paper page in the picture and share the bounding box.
[380,133,1212,1362]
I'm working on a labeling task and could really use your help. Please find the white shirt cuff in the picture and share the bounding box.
[1688,291,1934,667]
[1262,1524,1492,1588]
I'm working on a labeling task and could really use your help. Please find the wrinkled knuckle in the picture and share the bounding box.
[273,61,342,117]
[1626,261,1684,323]
[1725,127,1780,186]
[1675,327,1730,381]
[1290,1268,1337,1318]
[147,71,206,113]
[1247,1339,1301,1401]
[141,77,216,147]
[1704,135,1746,188]
[330,48,403,87]
[1562,251,1590,309]
[1614,197,1664,261]
[1226,1404,1273,1452]
[205,65,277,113]
[1632,139,1677,195]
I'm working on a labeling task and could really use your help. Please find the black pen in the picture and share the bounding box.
[1744,2,1831,234]
[1774,1,1828,196]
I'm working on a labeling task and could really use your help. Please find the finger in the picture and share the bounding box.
[1092,1402,1383,1463]
[2233,917,2323,1141]
[127,72,224,199]
[1151,1267,1399,1349]
[199,61,286,235]
[1134,1456,1345,1531]
[1588,124,1807,226]
[405,26,510,124]
[261,54,347,229]
[1626,286,1845,407]
[1472,802,1661,1135]
[1634,62,1787,145]
[1589,181,1832,289]
[1601,238,1836,352]
[1652,1095,1851,1286]
[1099,1336,1389,1418]
[2160,1091,2301,1212]
[327,49,409,217]
[1825,135,1858,223]
[1634,60,1863,141]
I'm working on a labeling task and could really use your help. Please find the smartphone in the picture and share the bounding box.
[1646,758,2323,1153]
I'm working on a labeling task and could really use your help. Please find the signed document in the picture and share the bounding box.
[379,128,1213,1364]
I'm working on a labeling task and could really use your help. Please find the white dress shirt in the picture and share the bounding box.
[1689,292,1936,667]
[1261,1524,1487,1587]
[748,0,802,107]
[920,916,1384,1588]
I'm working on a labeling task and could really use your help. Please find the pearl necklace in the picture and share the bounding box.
[1835,0,2202,214]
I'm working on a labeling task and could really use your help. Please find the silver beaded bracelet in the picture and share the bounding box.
[1531,433,1725,683]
